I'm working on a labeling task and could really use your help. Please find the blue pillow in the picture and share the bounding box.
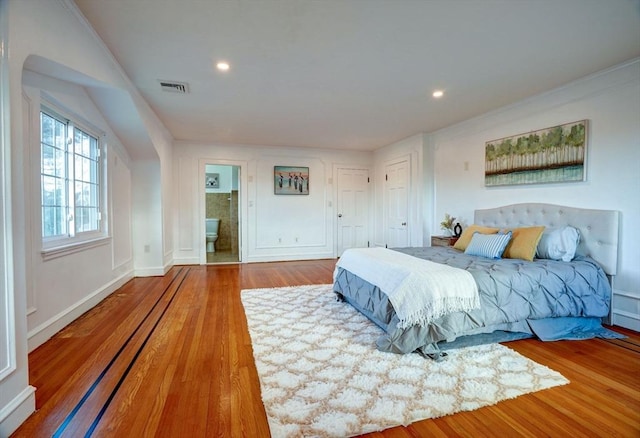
[464,231,512,259]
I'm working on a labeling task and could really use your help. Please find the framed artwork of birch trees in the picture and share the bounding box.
[485,120,588,186]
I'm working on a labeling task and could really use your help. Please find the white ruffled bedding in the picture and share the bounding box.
[334,247,480,329]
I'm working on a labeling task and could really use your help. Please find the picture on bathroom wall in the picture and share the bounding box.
[205,173,220,189]
[274,166,309,195]
[484,120,588,186]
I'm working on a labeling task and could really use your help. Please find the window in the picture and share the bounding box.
[40,107,105,252]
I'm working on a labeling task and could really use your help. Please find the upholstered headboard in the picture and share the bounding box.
[474,203,620,276]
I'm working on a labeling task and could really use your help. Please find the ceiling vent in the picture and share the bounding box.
[159,80,189,94]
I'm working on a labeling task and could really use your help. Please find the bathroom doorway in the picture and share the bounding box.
[204,164,241,263]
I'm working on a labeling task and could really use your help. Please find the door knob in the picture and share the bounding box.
[401,222,407,226]
[338,214,343,218]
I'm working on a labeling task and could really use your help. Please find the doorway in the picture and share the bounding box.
[336,167,370,256]
[384,158,410,248]
[204,164,241,263]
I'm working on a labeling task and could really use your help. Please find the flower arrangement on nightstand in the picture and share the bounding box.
[440,213,456,236]
[432,213,460,247]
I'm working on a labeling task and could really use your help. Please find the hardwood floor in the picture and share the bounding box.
[11,260,640,437]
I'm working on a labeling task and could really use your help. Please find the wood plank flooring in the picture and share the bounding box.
[11,260,640,437]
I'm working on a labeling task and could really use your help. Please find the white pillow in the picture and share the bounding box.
[536,226,581,262]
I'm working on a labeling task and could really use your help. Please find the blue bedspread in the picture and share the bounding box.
[333,246,614,356]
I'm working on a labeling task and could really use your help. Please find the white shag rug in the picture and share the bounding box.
[241,284,568,438]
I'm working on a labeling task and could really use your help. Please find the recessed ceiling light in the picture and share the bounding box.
[216,61,230,71]
[432,90,444,98]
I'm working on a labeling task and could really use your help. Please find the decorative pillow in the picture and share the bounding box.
[501,226,546,261]
[536,226,581,261]
[453,225,500,251]
[464,231,512,259]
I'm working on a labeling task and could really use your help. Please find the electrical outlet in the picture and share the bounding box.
[144,244,150,253]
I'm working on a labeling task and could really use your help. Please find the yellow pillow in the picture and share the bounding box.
[453,225,500,251]
[502,226,546,261]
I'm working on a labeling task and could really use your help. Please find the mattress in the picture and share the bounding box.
[333,246,612,356]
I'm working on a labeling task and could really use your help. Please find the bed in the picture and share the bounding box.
[333,203,620,359]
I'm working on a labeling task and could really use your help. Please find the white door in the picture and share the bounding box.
[385,160,409,248]
[336,167,369,256]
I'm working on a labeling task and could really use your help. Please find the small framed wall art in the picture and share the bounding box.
[274,166,309,195]
[205,173,220,189]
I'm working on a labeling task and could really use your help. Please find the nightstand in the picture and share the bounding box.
[431,235,459,247]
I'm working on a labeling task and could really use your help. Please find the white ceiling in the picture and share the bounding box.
[73,0,640,152]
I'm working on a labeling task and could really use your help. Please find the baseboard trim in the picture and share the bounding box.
[133,267,166,277]
[0,385,36,437]
[612,309,640,332]
[612,288,640,331]
[27,271,134,352]
[245,252,336,263]
[172,257,200,265]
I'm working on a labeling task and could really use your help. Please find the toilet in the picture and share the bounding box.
[205,218,220,252]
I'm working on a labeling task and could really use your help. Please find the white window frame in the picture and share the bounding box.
[40,103,108,260]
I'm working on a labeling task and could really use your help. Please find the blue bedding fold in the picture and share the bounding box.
[527,316,624,341]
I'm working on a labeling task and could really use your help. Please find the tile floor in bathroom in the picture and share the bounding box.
[206,249,239,264]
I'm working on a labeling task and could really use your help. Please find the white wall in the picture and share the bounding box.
[0,1,31,435]
[154,120,174,273]
[1,0,174,433]
[173,142,372,264]
[132,160,164,275]
[172,135,422,264]
[21,70,135,349]
[428,59,640,331]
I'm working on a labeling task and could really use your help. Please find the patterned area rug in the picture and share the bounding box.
[241,284,569,438]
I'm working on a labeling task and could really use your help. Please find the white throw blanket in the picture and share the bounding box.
[335,247,480,329]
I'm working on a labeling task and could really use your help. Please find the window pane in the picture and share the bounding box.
[75,181,91,208]
[74,128,97,159]
[47,147,55,177]
[75,155,85,182]
[75,181,99,233]
[88,207,98,230]
[90,158,98,182]
[75,207,98,233]
[59,147,68,178]
[76,206,84,233]
[41,110,102,243]
[72,127,100,234]
[55,177,65,206]
[42,145,56,176]
[42,206,65,237]
[54,119,66,149]
[55,206,64,236]
[74,130,83,155]
[90,136,99,160]
[42,175,62,206]
[42,206,52,236]
[90,183,98,206]
[41,113,54,146]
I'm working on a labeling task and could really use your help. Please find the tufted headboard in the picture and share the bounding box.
[474,203,620,276]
